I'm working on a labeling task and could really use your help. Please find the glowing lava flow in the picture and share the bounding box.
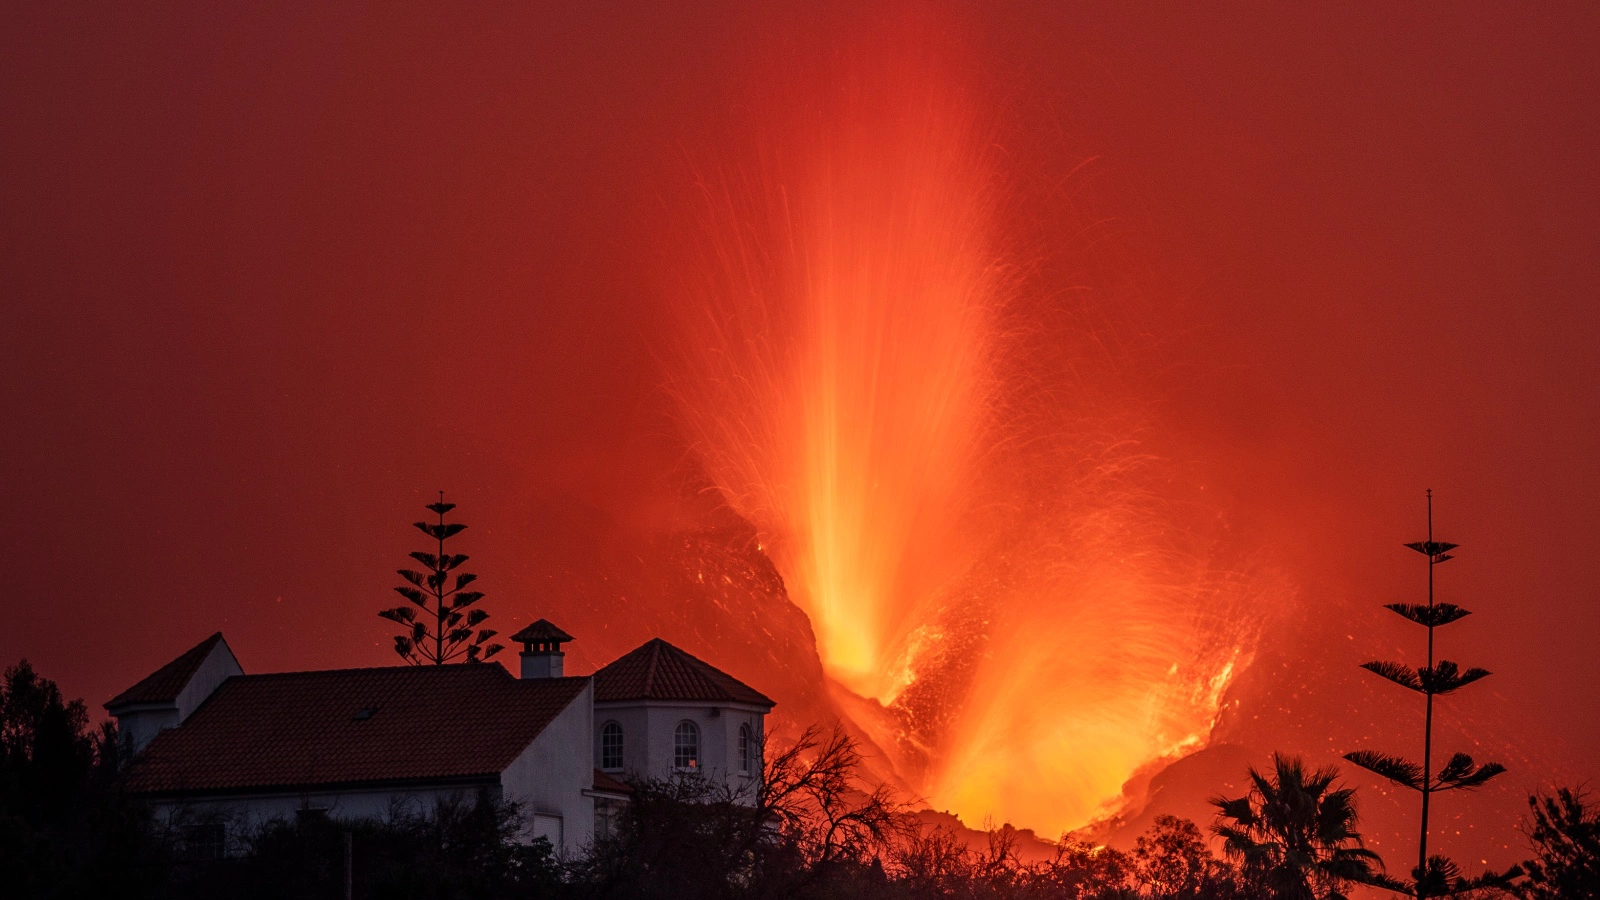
[663,43,1265,837]
[667,63,1002,702]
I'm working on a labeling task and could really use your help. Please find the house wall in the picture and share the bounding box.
[499,679,594,858]
[142,680,598,859]
[115,705,181,756]
[594,701,765,798]
[176,640,244,721]
[113,641,244,754]
[149,782,500,856]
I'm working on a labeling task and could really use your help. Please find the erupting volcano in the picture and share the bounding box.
[661,37,1276,836]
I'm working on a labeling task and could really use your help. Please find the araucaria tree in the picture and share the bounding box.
[1343,491,1513,897]
[379,494,504,665]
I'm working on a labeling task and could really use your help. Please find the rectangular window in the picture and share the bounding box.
[532,813,563,850]
[183,821,226,860]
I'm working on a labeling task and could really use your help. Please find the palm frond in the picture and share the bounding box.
[1210,794,1257,825]
[1249,765,1279,803]
[1412,854,1461,897]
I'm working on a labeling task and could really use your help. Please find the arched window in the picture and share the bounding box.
[738,724,752,774]
[673,721,700,771]
[600,721,624,771]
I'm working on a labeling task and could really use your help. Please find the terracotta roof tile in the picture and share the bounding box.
[593,638,774,708]
[592,768,632,795]
[106,633,225,709]
[123,665,588,795]
[510,619,574,644]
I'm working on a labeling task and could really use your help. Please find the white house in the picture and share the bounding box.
[106,620,774,858]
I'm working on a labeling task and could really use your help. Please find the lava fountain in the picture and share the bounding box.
[662,34,1269,836]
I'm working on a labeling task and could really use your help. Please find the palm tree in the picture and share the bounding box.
[1211,754,1383,900]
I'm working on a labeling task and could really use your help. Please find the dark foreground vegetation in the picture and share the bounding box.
[5,658,1597,900]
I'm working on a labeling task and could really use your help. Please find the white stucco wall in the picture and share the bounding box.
[594,700,765,799]
[176,640,244,721]
[113,638,245,755]
[145,676,597,859]
[114,705,181,756]
[151,782,500,855]
[499,679,595,858]
[594,705,650,774]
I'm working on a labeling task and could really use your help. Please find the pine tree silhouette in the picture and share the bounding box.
[378,493,503,664]
[1343,491,1516,897]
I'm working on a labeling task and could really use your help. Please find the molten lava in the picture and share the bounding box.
[663,37,1268,837]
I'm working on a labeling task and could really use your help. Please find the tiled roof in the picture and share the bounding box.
[510,619,574,644]
[593,638,774,708]
[124,665,589,795]
[592,769,631,795]
[105,633,225,709]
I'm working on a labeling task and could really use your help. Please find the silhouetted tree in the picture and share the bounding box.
[570,724,910,899]
[1132,815,1245,899]
[379,493,503,665]
[0,660,154,899]
[757,724,911,875]
[1342,492,1514,897]
[1211,754,1382,900]
[160,792,559,900]
[1515,788,1600,900]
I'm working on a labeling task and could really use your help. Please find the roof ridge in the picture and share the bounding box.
[123,666,591,795]
[106,632,228,709]
[644,640,663,692]
[229,663,514,681]
[592,637,773,708]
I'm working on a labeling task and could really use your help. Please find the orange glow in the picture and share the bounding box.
[664,38,1269,837]
[669,58,1000,702]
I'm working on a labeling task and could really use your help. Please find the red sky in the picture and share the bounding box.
[3,0,1597,869]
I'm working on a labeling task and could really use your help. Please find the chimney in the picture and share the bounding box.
[509,619,574,679]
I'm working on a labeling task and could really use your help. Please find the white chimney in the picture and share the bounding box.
[509,619,573,679]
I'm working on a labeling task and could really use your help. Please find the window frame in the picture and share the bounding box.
[738,723,752,774]
[600,720,624,772]
[673,720,700,772]
[183,819,227,860]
